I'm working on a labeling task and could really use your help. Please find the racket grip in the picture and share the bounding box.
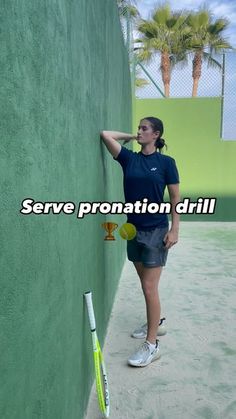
[84,291,96,331]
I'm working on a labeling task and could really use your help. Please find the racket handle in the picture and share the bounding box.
[84,291,96,331]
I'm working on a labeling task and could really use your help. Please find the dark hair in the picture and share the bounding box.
[142,116,167,152]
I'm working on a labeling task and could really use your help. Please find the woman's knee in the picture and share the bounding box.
[141,278,158,297]
[141,267,162,296]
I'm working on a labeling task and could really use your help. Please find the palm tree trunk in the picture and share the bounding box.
[165,83,170,97]
[192,78,199,97]
[192,50,203,97]
[161,51,170,98]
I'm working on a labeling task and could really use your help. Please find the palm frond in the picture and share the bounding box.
[202,52,222,70]
[135,78,150,88]
[208,36,233,52]
[208,18,229,35]
[197,10,211,27]
[171,13,189,31]
[136,47,153,63]
[133,38,144,44]
[152,3,171,25]
[138,21,158,38]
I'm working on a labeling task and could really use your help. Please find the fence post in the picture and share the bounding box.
[220,52,226,139]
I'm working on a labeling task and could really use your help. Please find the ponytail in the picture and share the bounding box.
[155,137,167,152]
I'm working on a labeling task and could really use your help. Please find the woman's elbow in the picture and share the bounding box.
[100,130,109,139]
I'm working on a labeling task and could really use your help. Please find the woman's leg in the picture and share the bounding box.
[133,261,144,280]
[134,262,162,344]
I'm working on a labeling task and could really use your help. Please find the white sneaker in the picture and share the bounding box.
[128,340,161,367]
[131,317,167,339]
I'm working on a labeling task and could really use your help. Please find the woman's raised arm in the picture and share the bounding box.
[100,130,136,158]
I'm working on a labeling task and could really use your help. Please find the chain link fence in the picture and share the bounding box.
[221,51,236,140]
[118,0,136,93]
[118,2,132,48]
[134,52,223,99]
[118,2,236,140]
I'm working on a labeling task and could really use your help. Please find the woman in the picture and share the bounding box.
[100,117,180,367]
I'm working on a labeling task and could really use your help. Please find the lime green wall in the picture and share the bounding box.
[133,98,236,221]
[0,2,131,418]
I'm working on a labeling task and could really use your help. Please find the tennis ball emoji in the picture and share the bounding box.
[119,223,137,240]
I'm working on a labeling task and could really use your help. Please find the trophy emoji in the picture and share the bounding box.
[102,222,118,241]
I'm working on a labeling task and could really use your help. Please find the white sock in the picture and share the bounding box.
[146,340,157,349]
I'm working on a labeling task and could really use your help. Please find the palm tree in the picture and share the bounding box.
[186,9,232,97]
[135,3,190,97]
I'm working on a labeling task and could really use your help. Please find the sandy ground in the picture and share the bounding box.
[84,222,236,419]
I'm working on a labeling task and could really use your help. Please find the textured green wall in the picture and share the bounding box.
[133,98,236,221]
[0,1,131,418]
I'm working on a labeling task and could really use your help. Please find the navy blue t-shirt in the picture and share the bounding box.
[114,146,180,229]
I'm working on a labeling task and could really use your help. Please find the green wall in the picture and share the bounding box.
[133,98,236,221]
[0,2,131,418]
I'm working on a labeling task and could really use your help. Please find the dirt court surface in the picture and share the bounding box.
[85,222,236,419]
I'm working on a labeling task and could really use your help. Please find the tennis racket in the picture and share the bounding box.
[84,291,110,418]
